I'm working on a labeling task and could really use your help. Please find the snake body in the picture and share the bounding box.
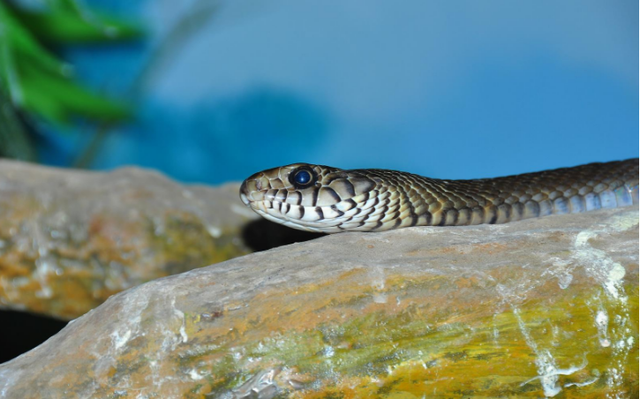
[239,159,639,233]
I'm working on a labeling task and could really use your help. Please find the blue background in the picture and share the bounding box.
[45,0,638,184]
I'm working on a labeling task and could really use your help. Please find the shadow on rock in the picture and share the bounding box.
[241,219,325,252]
[0,310,67,363]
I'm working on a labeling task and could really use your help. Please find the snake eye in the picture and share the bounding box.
[290,167,317,188]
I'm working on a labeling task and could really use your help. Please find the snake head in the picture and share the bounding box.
[239,163,378,233]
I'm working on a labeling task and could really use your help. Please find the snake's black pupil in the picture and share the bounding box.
[295,170,311,185]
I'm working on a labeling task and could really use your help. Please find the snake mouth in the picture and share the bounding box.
[239,180,251,206]
[239,179,277,218]
[239,182,336,232]
[239,192,250,206]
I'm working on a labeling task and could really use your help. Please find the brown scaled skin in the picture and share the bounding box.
[240,159,639,233]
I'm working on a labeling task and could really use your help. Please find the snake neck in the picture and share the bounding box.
[347,159,638,230]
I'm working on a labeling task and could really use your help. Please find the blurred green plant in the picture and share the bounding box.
[0,0,143,161]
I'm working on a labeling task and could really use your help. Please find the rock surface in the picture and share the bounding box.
[0,206,637,398]
[0,160,259,319]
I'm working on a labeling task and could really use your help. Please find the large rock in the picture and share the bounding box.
[0,160,259,320]
[0,206,637,398]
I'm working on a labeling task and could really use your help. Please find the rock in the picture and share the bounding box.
[0,160,259,320]
[0,206,637,398]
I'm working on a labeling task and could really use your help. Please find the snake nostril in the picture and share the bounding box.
[255,180,263,191]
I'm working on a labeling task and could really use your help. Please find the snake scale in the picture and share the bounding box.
[239,159,639,233]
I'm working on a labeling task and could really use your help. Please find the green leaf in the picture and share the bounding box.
[0,4,68,81]
[0,88,37,161]
[13,7,144,43]
[18,60,132,124]
[0,1,137,126]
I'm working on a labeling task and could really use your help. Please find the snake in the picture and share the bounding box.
[239,158,639,233]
